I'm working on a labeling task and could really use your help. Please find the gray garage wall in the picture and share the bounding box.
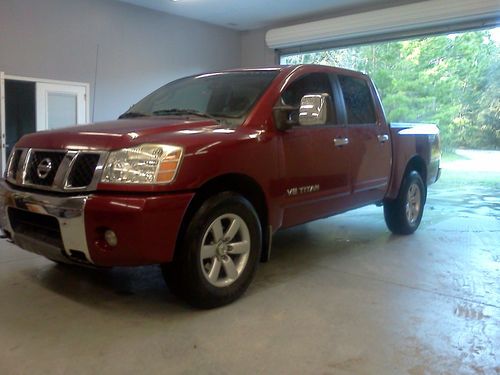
[0,0,241,121]
[241,29,276,68]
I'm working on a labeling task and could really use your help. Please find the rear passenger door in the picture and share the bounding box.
[278,72,352,228]
[337,74,391,203]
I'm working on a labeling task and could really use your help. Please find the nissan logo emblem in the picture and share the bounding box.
[37,158,53,179]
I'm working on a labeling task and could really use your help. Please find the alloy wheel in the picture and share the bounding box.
[405,183,421,225]
[200,214,251,287]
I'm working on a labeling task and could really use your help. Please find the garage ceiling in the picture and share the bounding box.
[114,0,413,30]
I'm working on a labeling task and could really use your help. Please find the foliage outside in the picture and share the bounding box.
[281,28,500,150]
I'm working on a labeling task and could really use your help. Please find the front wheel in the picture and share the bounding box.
[384,171,426,235]
[162,192,262,308]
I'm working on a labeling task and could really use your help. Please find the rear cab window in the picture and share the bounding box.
[338,75,376,124]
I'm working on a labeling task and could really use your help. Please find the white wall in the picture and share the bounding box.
[241,29,276,68]
[0,0,241,121]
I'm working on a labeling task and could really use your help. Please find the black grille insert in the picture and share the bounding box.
[67,153,100,188]
[8,207,63,248]
[26,151,66,186]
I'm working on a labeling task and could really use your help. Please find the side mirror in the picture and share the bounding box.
[298,94,330,126]
[272,105,297,131]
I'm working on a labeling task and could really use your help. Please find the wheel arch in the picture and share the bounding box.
[405,155,427,186]
[174,173,270,262]
[386,154,428,201]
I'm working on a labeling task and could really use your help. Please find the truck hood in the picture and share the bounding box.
[16,117,243,151]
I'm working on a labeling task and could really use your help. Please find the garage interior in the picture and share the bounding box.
[0,0,499,374]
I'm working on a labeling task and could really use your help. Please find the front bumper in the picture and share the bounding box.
[0,180,194,267]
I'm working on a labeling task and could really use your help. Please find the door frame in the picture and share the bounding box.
[0,73,89,173]
[36,82,87,132]
[0,72,5,173]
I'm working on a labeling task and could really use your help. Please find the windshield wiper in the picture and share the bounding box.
[209,112,242,119]
[118,111,149,119]
[152,109,219,122]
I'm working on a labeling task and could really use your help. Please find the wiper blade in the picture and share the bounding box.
[118,111,149,119]
[152,109,218,121]
[209,112,242,119]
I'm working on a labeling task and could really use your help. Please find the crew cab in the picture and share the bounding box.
[0,65,441,308]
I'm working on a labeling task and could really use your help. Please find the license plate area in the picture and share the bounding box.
[8,207,63,249]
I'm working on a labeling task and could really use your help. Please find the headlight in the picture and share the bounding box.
[101,144,183,184]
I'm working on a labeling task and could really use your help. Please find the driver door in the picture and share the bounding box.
[278,72,351,228]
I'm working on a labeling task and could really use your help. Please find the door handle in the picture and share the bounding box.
[333,137,349,147]
[377,134,389,143]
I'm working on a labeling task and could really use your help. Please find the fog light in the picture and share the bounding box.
[104,230,118,247]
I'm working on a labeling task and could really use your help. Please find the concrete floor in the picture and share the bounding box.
[0,162,499,374]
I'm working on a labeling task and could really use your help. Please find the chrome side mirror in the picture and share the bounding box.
[298,94,330,126]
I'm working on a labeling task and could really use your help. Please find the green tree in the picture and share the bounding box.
[281,28,500,149]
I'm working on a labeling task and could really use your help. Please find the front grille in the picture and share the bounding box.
[7,148,106,192]
[8,207,63,248]
[26,151,66,186]
[67,153,100,188]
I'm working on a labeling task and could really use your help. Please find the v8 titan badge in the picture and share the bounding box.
[287,184,320,197]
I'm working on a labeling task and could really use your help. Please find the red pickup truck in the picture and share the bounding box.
[0,65,440,307]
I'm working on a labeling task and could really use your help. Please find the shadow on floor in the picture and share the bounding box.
[21,213,399,315]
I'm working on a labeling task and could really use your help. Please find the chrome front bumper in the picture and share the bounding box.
[0,180,93,264]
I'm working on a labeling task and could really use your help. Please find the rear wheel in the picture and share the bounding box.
[162,192,262,308]
[384,171,426,235]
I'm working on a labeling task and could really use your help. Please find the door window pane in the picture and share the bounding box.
[338,76,376,124]
[47,93,77,129]
[281,73,337,124]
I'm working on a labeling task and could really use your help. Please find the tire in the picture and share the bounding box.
[384,171,426,235]
[162,192,262,308]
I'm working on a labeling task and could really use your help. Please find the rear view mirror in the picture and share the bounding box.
[298,94,330,126]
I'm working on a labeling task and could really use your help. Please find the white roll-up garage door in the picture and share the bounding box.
[266,0,499,51]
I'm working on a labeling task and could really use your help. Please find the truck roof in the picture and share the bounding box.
[220,64,368,78]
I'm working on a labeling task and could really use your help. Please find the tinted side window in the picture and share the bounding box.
[281,73,337,124]
[338,76,376,124]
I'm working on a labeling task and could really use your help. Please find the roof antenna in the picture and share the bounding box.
[92,44,100,122]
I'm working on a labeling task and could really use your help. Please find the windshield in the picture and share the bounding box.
[121,71,279,125]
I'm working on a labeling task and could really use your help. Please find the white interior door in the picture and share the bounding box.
[36,83,87,131]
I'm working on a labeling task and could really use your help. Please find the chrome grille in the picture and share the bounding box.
[26,151,66,186]
[5,148,108,192]
[7,150,23,180]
